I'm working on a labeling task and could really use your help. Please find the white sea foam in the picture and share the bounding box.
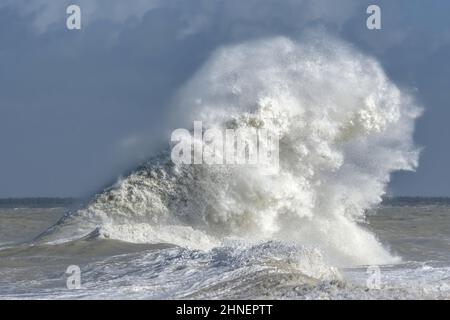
[41,32,421,268]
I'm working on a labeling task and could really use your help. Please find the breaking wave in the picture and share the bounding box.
[39,32,421,269]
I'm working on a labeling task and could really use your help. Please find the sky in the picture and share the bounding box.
[0,0,449,197]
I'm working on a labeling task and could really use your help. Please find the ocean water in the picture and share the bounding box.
[0,33,441,300]
[0,201,449,299]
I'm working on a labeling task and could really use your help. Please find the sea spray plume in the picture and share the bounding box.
[40,33,422,267]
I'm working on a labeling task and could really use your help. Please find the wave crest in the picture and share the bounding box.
[41,33,421,267]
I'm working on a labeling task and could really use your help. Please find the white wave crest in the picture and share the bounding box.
[42,32,421,267]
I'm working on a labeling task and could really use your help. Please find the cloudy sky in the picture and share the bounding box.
[1,0,449,197]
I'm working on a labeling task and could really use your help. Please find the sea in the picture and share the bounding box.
[0,197,449,300]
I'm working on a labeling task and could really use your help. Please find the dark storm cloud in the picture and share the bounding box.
[0,0,449,196]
